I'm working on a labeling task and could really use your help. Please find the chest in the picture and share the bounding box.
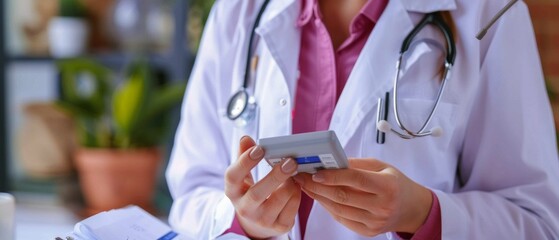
[218,3,480,191]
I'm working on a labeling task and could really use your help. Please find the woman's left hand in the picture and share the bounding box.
[293,158,433,237]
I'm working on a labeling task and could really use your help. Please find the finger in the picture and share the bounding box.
[235,136,258,192]
[242,158,298,206]
[260,180,299,225]
[226,145,265,184]
[305,189,381,237]
[275,183,301,233]
[298,174,373,210]
[310,168,387,193]
[305,188,376,227]
[226,136,259,187]
[225,144,265,199]
[239,135,256,158]
[328,213,380,237]
[349,158,388,172]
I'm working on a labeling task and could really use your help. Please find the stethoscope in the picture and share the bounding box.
[226,0,271,127]
[375,0,519,143]
[375,11,455,143]
[226,0,519,134]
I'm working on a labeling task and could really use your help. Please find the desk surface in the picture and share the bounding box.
[14,192,78,239]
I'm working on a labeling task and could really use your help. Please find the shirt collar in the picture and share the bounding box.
[297,0,317,27]
[361,0,388,23]
[297,0,388,27]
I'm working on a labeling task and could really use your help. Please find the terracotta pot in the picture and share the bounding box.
[74,148,161,216]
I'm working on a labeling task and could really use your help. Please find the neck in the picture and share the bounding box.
[318,0,368,49]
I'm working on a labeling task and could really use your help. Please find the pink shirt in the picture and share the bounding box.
[293,0,387,238]
[227,0,441,239]
[292,0,387,133]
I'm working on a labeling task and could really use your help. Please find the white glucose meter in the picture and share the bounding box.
[258,131,348,173]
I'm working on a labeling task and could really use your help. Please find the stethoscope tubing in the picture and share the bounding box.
[242,0,271,89]
[227,0,271,121]
[390,12,455,139]
[392,57,453,138]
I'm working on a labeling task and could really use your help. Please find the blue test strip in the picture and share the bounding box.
[158,231,178,240]
[295,156,321,164]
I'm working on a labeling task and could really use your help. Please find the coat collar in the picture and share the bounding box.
[252,0,458,86]
[258,0,458,21]
[399,0,457,13]
[255,0,301,100]
[258,0,299,25]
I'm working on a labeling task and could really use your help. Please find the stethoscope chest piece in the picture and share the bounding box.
[227,89,257,127]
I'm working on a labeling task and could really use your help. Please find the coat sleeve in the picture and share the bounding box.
[436,2,559,239]
[165,1,241,238]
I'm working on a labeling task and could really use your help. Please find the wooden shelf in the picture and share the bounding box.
[7,52,184,67]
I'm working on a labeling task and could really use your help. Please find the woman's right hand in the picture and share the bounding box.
[224,136,301,239]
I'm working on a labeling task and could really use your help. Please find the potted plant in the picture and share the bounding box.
[57,58,185,215]
[48,0,90,57]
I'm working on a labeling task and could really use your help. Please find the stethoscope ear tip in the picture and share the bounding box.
[430,127,443,137]
[377,120,392,133]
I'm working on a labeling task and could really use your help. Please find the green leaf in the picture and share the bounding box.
[117,82,184,148]
[75,116,111,148]
[59,0,87,18]
[57,57,183,149]
[142,83,186,122]
[57,58,111,147]
[113,74,145,135]
[57,58,110,118]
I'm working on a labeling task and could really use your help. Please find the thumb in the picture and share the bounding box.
[238,135,256,157]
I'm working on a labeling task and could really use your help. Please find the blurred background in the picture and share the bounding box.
[0,0,215,238]
[0,0,557,239]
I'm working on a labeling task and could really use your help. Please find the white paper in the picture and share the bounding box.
[70,205,186,240]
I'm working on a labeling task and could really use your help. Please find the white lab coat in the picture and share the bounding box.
[166,0,559,239]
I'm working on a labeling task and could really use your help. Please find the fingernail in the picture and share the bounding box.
[240,135,250,142]
[249,146,264,160]
[281,158,297,174]
[293,175,304,185]
[312,173,325,183]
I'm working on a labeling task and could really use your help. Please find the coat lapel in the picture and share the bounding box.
[251,0,301,193]
[256,0,301,104]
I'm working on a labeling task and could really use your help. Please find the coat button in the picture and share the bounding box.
[279,98,287,106]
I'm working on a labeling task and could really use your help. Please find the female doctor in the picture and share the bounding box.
[166,0,559,239]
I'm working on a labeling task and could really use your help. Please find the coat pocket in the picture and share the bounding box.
[361,98,457,167]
